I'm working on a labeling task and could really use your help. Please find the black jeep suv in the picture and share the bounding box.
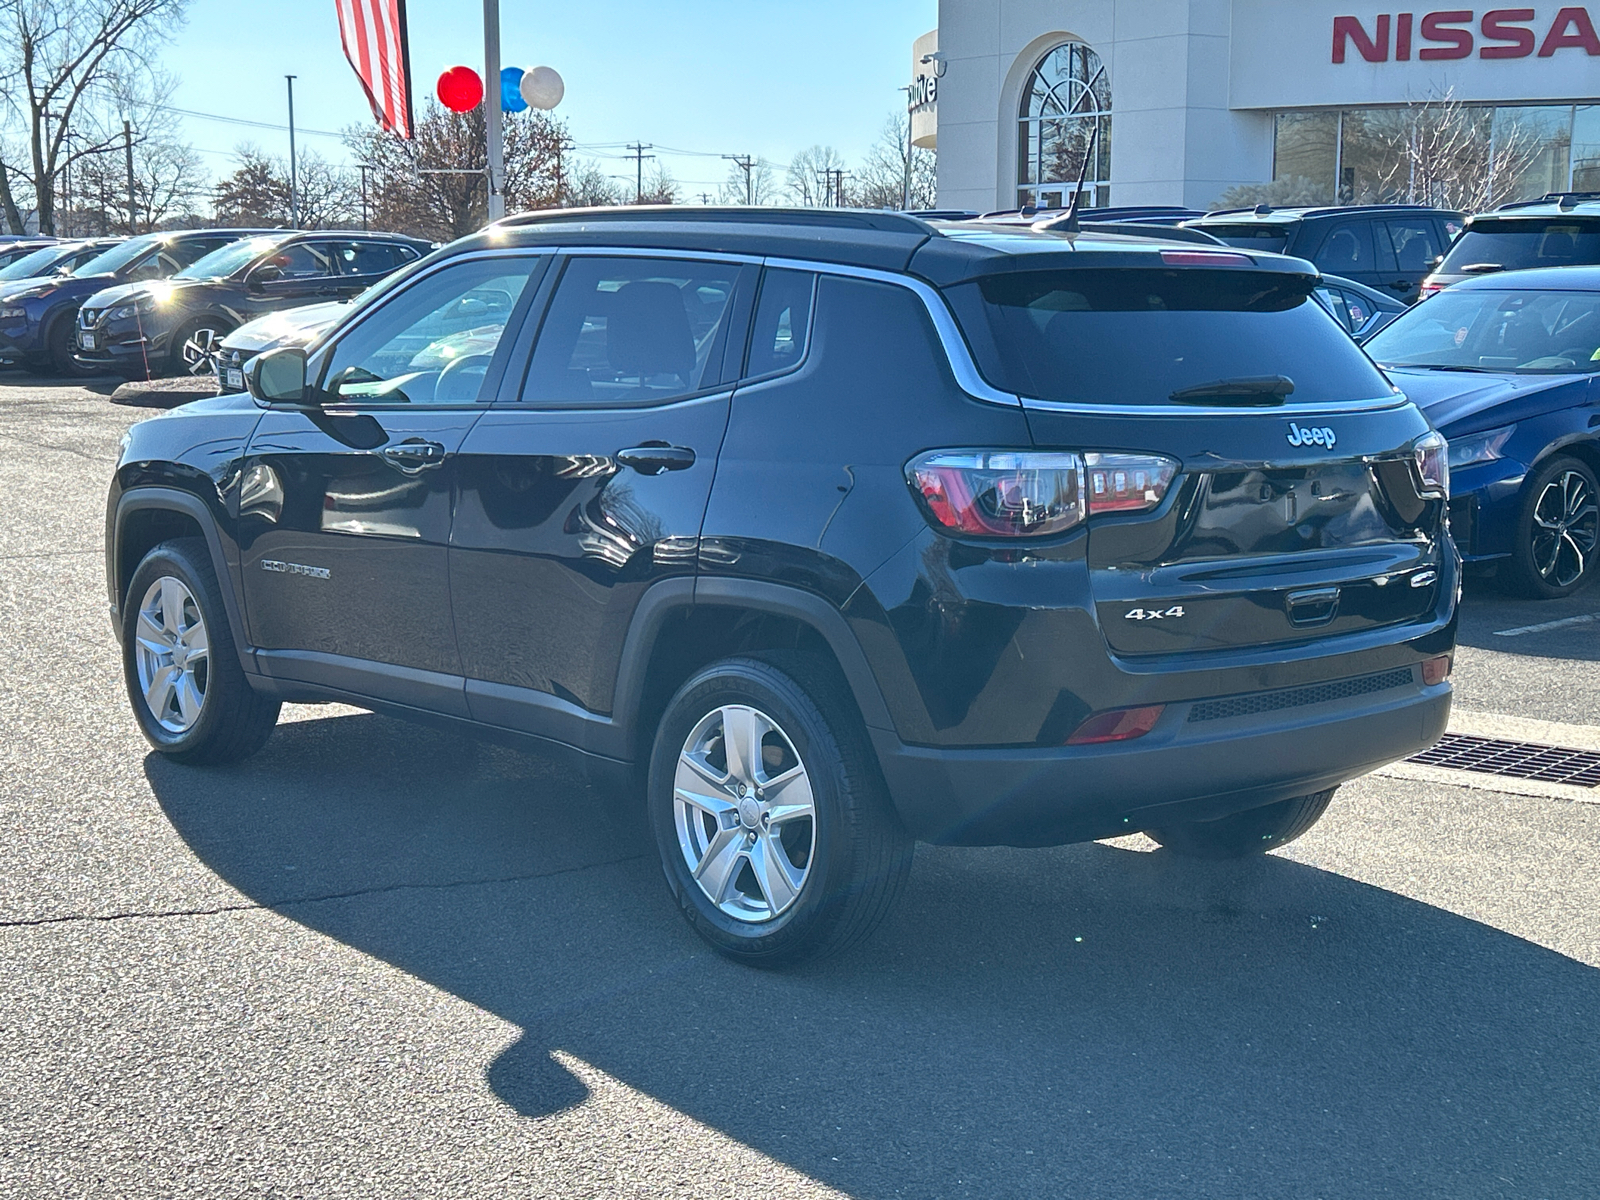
[105,209,1458,965]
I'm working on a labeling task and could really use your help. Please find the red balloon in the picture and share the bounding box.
[437,66,483,113]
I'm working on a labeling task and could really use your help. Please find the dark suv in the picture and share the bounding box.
[105,209,1458,965]
[76,230,432,378]
[1187,205,1462,303]
[1420,194,1600,297]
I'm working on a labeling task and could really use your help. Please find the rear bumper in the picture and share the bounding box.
[873,671,1451,846]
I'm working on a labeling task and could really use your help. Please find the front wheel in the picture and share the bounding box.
[1145,789,1336,860]
[648,652,912,967]
[171,317,232,378]
[1506,455,1599,599]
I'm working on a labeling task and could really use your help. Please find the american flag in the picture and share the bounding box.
[335,0,414,139]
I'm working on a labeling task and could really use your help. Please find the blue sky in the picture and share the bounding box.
[164,0,937,192]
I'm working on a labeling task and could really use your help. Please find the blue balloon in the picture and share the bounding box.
[500,66,527,113]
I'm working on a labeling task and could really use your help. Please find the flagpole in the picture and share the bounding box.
[484,0,505,222]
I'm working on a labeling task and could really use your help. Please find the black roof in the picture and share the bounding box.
[473,205,1318,286]
[1193,203,1461,224]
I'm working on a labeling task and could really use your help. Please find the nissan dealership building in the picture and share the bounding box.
[912,1,1600,212]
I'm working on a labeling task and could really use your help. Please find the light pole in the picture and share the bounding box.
[285,75,299,228]
[898,85,914,210]
[124,119,137,233]
[484,0,505,221]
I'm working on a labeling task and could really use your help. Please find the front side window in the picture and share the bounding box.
[320,256,542,405]
[946,268,1392,406]
[521,256,741,406]
[1367,287,1600,374]
[1017,41,1111,210]
[1313,223,1375,274]
[266,243,336,280]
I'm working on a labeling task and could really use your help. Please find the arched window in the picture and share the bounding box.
[1017,42,1111,210]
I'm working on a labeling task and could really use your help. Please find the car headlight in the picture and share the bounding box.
[1446,425,1515,470]
[0,306,24,321]
[108,303,139,321]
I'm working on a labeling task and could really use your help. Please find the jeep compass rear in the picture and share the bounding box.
[105,210,1455,967]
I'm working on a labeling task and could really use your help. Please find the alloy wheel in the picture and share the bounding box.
[180,326,224,376]
[1530,469,1599,588]
[673,704,817,923]
[134,576,210,733]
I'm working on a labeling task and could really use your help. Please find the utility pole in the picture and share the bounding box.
[626,143,654,203]
[124,119,137,233]
[285,75,299,228]
[484,0,505,221]
[898,85,915,210]
[722,154,755,204]
[44,110,63,234]
[699,192,712,205]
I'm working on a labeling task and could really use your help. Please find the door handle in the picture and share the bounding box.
[380,439,447,472]
[615,444,696,475]
[1390,280,1413,290]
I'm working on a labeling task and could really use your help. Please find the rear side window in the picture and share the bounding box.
[1313,222,1376,273]
[522,256,741,406]
[945,268,1392,406]
[1383,220,1443,272]
[335,241,417,276]
[1440,219,1600,272]
[1197,225,1291,254]
[744,268,815,378]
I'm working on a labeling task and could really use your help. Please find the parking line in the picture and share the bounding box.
[1492,612,1600,638]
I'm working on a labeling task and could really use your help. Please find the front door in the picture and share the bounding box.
[448,253,753,746]
[237,252,548,715]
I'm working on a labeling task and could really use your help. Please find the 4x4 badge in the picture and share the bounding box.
[1124,605,1185,621]
[1286,423,1337,449]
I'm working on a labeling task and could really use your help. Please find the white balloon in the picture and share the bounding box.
[519,66,564,111]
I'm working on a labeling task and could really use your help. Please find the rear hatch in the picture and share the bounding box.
[1436,216,1600,282]
[943,257,1447,656]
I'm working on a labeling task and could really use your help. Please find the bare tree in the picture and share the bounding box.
[717,155,779,205]
[0,0,189,234]
[786,145,848,207]
[68,130,203,231]
[561,159,621,207]
[850,112,935,210]
[634,162,677,205]
[1370,92,1543,211]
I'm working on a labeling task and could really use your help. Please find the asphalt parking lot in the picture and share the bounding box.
[1,375,1597,1199]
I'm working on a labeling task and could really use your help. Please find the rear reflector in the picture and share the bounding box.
[1422,656,1452,686]
[1159,250,1253,267]
[1066,705,1166,746]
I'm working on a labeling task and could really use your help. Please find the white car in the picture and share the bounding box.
[214,301,347,393]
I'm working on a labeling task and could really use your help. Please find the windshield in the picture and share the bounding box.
[1192,226,1292,254]
[945,268,1391,405]
[1367,287,1600,373]
[0,244,79,281]
[174,234,291,280]
[1439,219,1600,274]
[71,235,162,278]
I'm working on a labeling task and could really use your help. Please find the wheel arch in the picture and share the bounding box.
[113,487,252,671]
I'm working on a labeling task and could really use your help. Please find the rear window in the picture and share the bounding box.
[945,268,1391,406]
[1440,219,1600,274]
[1191,225,1291,254]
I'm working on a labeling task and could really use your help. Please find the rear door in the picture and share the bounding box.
[448,252,753,742]
[330,239,421,299]
[1380,217,1446,302]
[237,252,547,714]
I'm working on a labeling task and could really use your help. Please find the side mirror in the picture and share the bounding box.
[248,264,283,289]
[246,346,308,404]
[1428,254,1444,268]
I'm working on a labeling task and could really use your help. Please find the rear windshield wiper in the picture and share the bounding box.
[1458,262,1504,274]
[1169,374,1295,404]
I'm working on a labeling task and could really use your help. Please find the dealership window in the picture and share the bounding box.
[1017,41,1111,211]
[1266,103,1585,211]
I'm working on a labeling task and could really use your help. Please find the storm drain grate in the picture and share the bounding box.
[1408,733,1600,788]
[1187,668,1414,723]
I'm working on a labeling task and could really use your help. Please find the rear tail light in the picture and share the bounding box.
[1413,431,1449,498]
[1422,655,1452,686]
[1418,281,1443,299]
[908,450,1178,538]
[1066,705,1166,745]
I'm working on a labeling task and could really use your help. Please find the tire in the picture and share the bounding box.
[1145,788,1336,860]
[122,538,280,764]
[648,651,913,967]
[47,317,95,378]
[170,317,232,378]
[1506,455,1599,600]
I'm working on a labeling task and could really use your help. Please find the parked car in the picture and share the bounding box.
[1314,273,1407,340]
[105,207,1457,965]
[1186,205,1462,303]
[213,300,349,393]
[1366,265,1600,598]
[1421,193,1600,298]
[0,238,57,270]
[76,230,432,378]
[0,238,124,367]
[0,229,267,375]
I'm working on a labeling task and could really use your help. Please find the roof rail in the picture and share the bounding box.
[496,204,937,236]
[1494,191,1600,212]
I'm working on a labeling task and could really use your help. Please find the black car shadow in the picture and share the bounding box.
[146,710,1600,1199]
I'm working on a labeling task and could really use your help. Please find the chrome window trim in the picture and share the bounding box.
[763,254,1411,417]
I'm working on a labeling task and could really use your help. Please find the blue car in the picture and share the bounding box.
[1364,266,1600,597]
